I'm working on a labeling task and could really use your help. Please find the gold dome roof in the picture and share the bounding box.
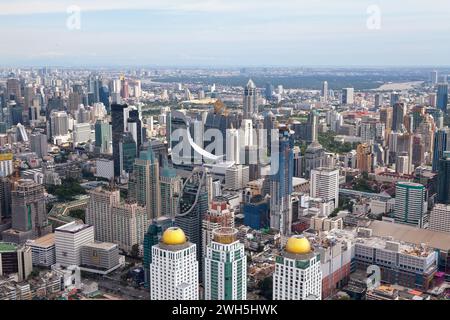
[285,236,311,255]
[162,227,186,245]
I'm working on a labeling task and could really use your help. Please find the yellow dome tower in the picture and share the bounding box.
[285,235,311,255]
[162,227,187,245]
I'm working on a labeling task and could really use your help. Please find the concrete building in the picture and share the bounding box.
[30,133,48,158]
[224,165,249,191]
[150,227,198,300]
[393,182,427,228]
[55,222,95,267]
[273,235,322,300]
[429,204,450,234]
[0,242,32,282]
[95,159,114,181]
[310,167,340,213]
[27,233,56,267]
[80,242,122,274]
[204,228,246,300]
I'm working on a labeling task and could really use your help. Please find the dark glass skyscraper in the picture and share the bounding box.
[99,85,111,113]
[437,83,449,112]
[392,102,406,132]
[111,103,127,177]
[432,128,449,172]
[437,151,450,204]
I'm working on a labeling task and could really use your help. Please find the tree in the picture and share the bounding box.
[131,244,140,258]
[69,209,86,222]
[259,276,273,300]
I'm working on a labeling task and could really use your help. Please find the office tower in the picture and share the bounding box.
[243,79,257,119]
[111,103,127,177]
[263,111,276,156]
[94,120,112,154]
[243,195,270,230]
[0,177,12,220]
[226,128,241,164]
[204,228,246,300]
[0,243,32,282]
[310,167,340,212]
[143,218,173,289]
[341,88,354,105]
[396,154,410,175]
[160,166,182,218]
[426,108,443,129]
[127,109,143,153]
[431,70,439,84]
[293,146,302,177]
[304,141,325,178]
[99,85,110,113]
[55,222,95,267]
[437,151,450,204]
[322,81,328,102]
[111,202,148,253]
[0,153,13,177]
[374,93,383,108]
[11,179,51,239]
[412,135,425,166]
[119,132,136,175]
[270,127,294,235]
[150,227,198,300]
[202,198,234,257]
[392,103,406,132]
[129,148,161,220]
[273,235,322,300]
[265,82,274,100]
[49,111,69,138]
[68,92,82,113]
[6,78,21,101]
[225,165,249,191]
[429,204,450,234]
[73,123,91,146]
[86,187,120,243]
[176,168,209,271]
[87,75,101,104]
[437,83,449,112]
[432,127,449,172]
[356,143,373,173]
[394,182,427,228]
[380,107,393,131]
[390,92,400,107]
[306,110,318,143]
[121,78,129,99]
[76,105,90,123]
[30,133,48,158]
[429,93,437,107]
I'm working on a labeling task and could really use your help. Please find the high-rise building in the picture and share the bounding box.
[127,109,143,153]
[432,127,449,172]
[6,78,21,101]
[431,70,439,84]
[437,151,450,204]
[204,228,246,300]
[94,120,112,154]
[374,93,383,108]
[129,148,161,220]
[273,236,322,300]
[390,92,400,107]
[150,227,198,300]
[30,133,48,158]
[356,143,373,173]
[86,187,120,243]
[270,127,294,235]
[379,107,393,132]
[111,202,148,253]
[160,166,182,219]
[392,103,406,132]
[310,167,340,213]
[429,204,450,234]
[50,111,69,138]
[11,179,51,239]
[119,132,137,175]
[55,222,95,267]
[322,81,329,102]
[176,168,209,273]
[0,242,32,282]
[437,83,448,112]
[0,177,12,220]
[143,217,173,289]
[341,88,354,105]
[304,141,325,178]
[243,79,257,119]
[111,104,127,177]
[394,182,427,228]
[99,85,110,113]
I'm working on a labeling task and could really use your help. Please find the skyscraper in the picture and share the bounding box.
[150,227,198,300]
[431,70,439,84]
[111,103,127,177]
[30,133,48,158]
[390,92,400,107]
[432,127,449,172]
[341,88,354,105]
[394,182,427,228]
[129,148,161,220]
[322,81,329,102]
[437,151,450,204]
[356,143,373,173]
[160,166,182,219]
[392,102,406,132]
[94,120,112,154]
[270,127,294,235]
[310,167,340,213]
[437,83,448,112]
[273,236,322,300]
[243,79,257,119]
[119,132,137,175]
[204,228,246,300]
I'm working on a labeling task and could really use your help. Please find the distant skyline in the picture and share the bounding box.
[1,0,450,67]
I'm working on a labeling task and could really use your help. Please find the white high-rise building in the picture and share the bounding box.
[73,123,92,146]
[273,235,322,300]
[310,167,340,212]
[86,187,120,243]
[429,204,450,234]
[243,79,257,119]
[322,81,328,102]
[150,227,198,300]
[226,128,240,164]
[204,228,246,300]
[55,222,95,267]
[224,165,249,191]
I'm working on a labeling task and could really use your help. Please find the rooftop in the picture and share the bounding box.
[0,242,17,253]
[83,242,117,250]
[55,221,92,234]
[30,233,55,248]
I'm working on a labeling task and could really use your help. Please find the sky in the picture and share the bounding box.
[0,0,450,67]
